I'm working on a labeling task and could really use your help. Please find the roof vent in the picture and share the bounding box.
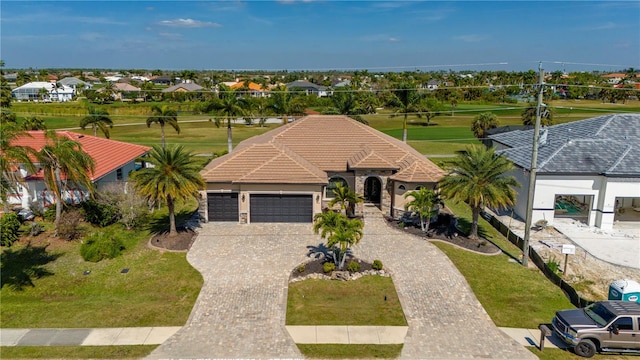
[77,135,84,138]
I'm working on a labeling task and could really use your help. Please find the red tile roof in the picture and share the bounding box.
[9,131,151,181]
[202,115,445,184]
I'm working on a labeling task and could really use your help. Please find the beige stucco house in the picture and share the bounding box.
[200,115,445,223]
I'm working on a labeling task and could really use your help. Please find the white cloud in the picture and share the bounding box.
[157,18,222,28]
[361,34,401,43]
[453,34,487,43]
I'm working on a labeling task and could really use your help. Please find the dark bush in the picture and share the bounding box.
[57,209,83,241]
[80,229,125,262]
[297,264,306,273]
[1,213,21,246]
[81,198,121,227]
[43,208,56,222]
[346,261,360,273]
[372,259,383,270]
[323,262,336,273]
[29,222,44,236]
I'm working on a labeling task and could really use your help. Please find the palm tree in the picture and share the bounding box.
[313,211,363,269]
[391,81,422,143]
[439,145,520,239]
[213,86,249,153]
[131,145,204,237]
[146,105,180,148]
[80,107,113,138]
[35,131,95,236]
[328,183,363,217]
[471,112,499,139]
[270,85,294,124]
[521,103,553,126]
[21,116,47,130]
[0,123,36,210]
[404,187,440,232]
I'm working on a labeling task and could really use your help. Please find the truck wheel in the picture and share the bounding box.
[574,339,596,358]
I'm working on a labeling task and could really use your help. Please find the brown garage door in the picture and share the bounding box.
[250,194,313,223]
[207,193,239,222]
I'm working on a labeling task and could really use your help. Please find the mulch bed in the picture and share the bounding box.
[385,213,501,255]
[149,227,197,251]
[290,257,376,280]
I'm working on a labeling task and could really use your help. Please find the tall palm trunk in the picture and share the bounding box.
[227,118,233,153]
[402,113,408,143]
[167,194,176,236]
[160,125,166,149]
[470,205,481,240]
[54,167,63,236]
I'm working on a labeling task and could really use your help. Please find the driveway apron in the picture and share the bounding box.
[355,205,536,359]
[147,223,313,359]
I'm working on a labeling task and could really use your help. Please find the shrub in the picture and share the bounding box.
[346,261,360,273]
[547,256,561,275]
[81,198,121,227]
[80,229,125,262]
[43,208,56,222]
[29,222,44,236]
[323,262,336,273]
[0,213,21,246]
[372,259,383,270]
[297,264,306,273]
[57,209,83,241]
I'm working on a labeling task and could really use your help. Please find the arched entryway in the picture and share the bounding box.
[364,177,382,204]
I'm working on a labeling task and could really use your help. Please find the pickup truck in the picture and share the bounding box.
[552,301,640,357]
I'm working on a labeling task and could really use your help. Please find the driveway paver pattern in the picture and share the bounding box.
[356,205,536,359]
[148,205,536,359]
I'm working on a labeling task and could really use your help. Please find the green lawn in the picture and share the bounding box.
[0,345,157,359]
[1,202,203,328]
[286,276,406,326]
[297,344,403,359]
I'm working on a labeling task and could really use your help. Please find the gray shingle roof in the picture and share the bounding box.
[489,114,640,176]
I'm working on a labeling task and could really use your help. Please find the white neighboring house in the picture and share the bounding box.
[11,81,75,102]
[488,113,640,230]
[6,131,151,210]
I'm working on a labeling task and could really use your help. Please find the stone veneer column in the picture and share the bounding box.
[198,191,208,222]
[354,170,393,217]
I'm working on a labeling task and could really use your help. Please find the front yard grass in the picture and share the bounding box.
[286,276,406,326]
[1,201,203,328]
[0,345,157,359]
[297,344,403,359]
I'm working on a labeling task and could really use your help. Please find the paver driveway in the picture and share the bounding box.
[148,206,536,359]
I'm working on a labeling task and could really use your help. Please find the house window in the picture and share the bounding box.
[398,185,406,191]
[116,168,123,181]
[325,177,348,198]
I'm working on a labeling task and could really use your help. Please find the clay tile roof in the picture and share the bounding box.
[202,115,445,184]
[10,131,151,181]
[230,82,266,91]
[201,143,326,184]
[391,158,442,182]
[348,147,398,170]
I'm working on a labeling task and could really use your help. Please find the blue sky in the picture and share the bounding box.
[1,1,639,72]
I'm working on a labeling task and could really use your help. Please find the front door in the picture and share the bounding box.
[364,177,381,204]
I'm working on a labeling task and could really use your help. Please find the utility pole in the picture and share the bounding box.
[522,64,545,267]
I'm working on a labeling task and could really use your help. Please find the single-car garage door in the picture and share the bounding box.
[207,193,239,222]
[250,194,313,223]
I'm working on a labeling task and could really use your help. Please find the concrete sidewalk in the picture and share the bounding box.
[1,325,566,349]
[0,327,181,347]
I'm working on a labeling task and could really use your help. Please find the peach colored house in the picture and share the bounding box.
[200,115,445,223]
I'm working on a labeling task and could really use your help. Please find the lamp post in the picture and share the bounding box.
[522,64,545,267]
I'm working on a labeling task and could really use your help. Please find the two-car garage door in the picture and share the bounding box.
[250,194,313,223]
[207,193,312,223]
